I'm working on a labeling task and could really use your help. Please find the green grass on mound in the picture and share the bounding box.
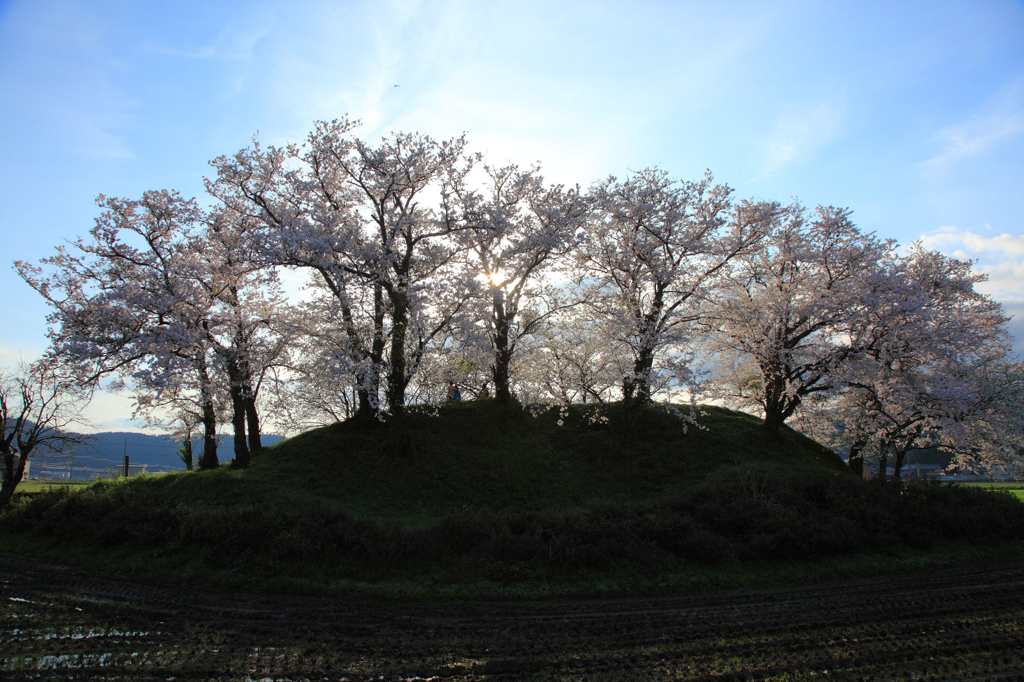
[95,400,851,520]
[3,400,1023,599]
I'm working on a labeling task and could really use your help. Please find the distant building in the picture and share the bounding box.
[860,458,946,481]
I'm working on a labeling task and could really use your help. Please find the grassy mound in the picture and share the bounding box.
[3,401,1023,598]
[79,400,850,518]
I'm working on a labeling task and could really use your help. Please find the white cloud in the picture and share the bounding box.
[63,116,135,160]
[921,227,1024,265]
[974,260,1024,301]
[0,346,46,371]
[0,347,27,365]
[921,225,1024,355]
[78,391,150,434]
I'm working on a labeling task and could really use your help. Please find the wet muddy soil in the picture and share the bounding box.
[2,554,1022,680]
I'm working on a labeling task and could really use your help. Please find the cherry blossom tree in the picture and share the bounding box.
[16,191,224,467]
[194,206,287,467]
[209,120,478,449]
[577,169,772,404]
[301,126,476,434]
[572,169,774,450]
[709,204,895,438]
[257,282,377,433]
[249,125,390,420]
[453,163,588,405]
[525,309,621,406]
[17,192,284,469]
[204,125,388,422]
[824,245,1016,480]
[949,355,1024,478]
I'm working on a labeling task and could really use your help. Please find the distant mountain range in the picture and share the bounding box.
[29,431,285,481]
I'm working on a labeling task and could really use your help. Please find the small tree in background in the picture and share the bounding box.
[1,360,90,507]
[176,438,194,471]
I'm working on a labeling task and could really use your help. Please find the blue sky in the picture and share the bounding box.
[2,0,1022,431]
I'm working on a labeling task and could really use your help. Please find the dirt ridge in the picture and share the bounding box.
[2,554,1023,680]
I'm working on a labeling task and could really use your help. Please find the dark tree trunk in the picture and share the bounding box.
[229,382,249,468]
[493,355,512,405]
[384,289,412,455]
[633,287,664,406]
[244,391,261,453]
[893,450,906,482]
[339,281,386,422]
[369,283,386,413]
[847,440,865,478]
[355,388,375,421]
[387,295,408,424]
[877,453,888,483]
[0,450,29,508]
[612,378,646,457]
[761,409,788,439]
[199,406,218,469]
[631,347,655,405]
[759,358,788,438]
[197,362,219,470]
[492,307,514,406]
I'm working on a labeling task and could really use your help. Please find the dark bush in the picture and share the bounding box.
[2,474,1023,577]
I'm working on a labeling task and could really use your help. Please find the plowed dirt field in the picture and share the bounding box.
[2,554,1022,681]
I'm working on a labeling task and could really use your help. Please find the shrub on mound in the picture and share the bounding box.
[3,474,1023,582]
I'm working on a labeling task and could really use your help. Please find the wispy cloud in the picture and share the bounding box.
[922,77,1024,168]
[149,7,276,61]
[261,0,784,185]
[62,114,135,159]
[0,347,25,363]
[756,97,845,179]
[0,0,137,160]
